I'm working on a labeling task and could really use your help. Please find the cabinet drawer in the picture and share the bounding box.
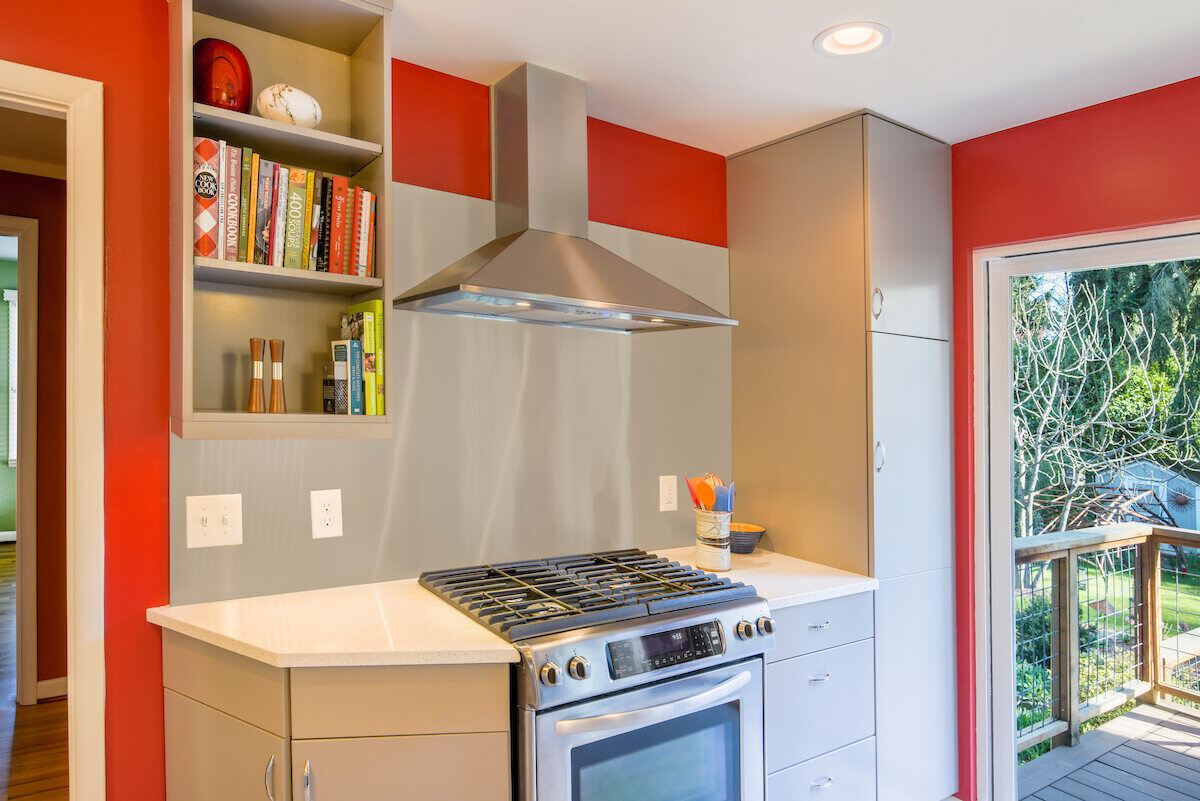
[291,732,509,801]
[162,629,288,736]
[165,689,289,801]
[290,663,509,738]
[766,638,875,771]
[768,737,876,801]
[768,592,874,663]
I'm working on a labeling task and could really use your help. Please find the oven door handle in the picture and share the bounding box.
[554,670,752,736]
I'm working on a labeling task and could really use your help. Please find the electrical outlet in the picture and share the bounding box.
[185,493,243,549]
[659,475,678,512]
[310,489,343,539]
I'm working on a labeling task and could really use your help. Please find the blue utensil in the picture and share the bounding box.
[728,482,735,511]
[714,485,731,513]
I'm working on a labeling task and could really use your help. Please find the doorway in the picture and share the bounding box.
[0,59,106,801]
[978,229,1200,800]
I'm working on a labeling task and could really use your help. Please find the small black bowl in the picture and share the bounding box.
[730,523,765,555]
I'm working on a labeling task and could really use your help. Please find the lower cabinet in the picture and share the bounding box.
[165,689,289,801]
[874,569,957,801]
[291,732,509,801]
[765,593,876,801]
[767,737,876,801]
[161,631,512,801]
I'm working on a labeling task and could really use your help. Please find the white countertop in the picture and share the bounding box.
[654,547,877,609]
[147,548,876,668]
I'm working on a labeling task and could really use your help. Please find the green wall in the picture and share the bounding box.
[0,257,17,531]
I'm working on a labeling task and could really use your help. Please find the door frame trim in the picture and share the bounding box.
[0,58,106,800]
[970,217,1200,801]
[0,213,38,707]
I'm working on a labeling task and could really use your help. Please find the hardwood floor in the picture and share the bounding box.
[0,543,68,800]
[1020,703,1200,800]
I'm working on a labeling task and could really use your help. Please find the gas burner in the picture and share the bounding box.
[419,549,757,642]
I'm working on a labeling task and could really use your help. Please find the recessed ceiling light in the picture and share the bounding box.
[515,301,532,307]
[814,22,892,56]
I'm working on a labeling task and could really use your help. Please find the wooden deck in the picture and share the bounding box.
[1020,703,1200,800]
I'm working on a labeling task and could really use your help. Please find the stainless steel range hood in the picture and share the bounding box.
[392,63,736,333]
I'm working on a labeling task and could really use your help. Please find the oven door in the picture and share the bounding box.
[530,658,764,801]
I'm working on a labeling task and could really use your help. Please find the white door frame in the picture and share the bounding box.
[0,214,39,707]
[0,59,105,800]
[971,219,1200,801]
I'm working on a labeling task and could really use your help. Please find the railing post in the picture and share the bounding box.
[1062,550,1081,746]
[1141,539,1161,704]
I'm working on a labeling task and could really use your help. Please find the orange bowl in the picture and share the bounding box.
[729,523,765,554]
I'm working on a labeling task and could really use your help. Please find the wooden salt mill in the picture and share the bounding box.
[268,338,286,413]
[247,337,266,413]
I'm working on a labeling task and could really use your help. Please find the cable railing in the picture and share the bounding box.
[1012,524,1200,759]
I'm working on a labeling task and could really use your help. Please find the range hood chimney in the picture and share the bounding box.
[391,63,736,333]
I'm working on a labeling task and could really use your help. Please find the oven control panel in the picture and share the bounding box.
[606,621,724,679]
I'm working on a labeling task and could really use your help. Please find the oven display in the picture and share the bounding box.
[607,621,724,679]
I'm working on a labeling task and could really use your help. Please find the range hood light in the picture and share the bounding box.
[814,22,892,56]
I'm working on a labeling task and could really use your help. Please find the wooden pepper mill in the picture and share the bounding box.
[247,337,266,413]
[268,338,286,413]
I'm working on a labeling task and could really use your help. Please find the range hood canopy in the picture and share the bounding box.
[392,63,736,333]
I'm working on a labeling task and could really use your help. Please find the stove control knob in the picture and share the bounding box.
[756,616,776,636]
[540,662,563,687]
[567,656,591,680]
[735,620,756,640]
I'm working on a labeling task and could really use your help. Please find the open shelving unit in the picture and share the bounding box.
[170,0,393,439]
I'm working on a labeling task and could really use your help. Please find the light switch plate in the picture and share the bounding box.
[310,489,343,539]
[185,493,243,549]
[659,475,678,512]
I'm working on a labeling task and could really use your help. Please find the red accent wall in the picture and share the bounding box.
[951,74,1200,801]
[587,118,727,247]
[392,59,492,200]
[0,170,67,682]
[0,3,170,800]
[389,59,728,247]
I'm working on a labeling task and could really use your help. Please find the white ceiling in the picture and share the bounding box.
[391,1,1200,155]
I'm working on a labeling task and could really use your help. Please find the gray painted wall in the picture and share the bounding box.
[169,182,732,604]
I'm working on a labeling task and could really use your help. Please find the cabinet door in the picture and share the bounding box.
[870,332,953,579]
[874,570,957,801]
[291,732,509,801]
[866,115,951,341]
[165,689,289,801]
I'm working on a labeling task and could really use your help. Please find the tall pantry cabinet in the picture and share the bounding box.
[728,113,956,801]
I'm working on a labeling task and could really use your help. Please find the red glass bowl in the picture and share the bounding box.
[193,38,252,114]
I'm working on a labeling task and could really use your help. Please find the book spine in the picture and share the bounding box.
[283,168,307,269]
[365,192,376,279]
[329,176,349,274]
[331,341,350,415]
[348,299,384,415]
[216,140,227,259]
[357,189,373,277]
[301,170,315,269]
[192,137,220,257]
[270,165,288,267]
[238,148,253,262]
[318,177,333,271]
[348,339,363,415]
[360,310,376,416]
[349,188,365,277]
[224,145,241,262]
[252,159,273,264]
[308,174,324,269]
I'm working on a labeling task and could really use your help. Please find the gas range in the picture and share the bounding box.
[419,548,776,709]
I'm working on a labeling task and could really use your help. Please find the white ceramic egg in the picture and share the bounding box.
[256,83,322,129]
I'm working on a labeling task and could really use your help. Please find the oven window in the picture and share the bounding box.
[571,702,739,801]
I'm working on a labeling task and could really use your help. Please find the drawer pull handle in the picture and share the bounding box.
[809,620,832,630]
[809,672,832,683]
[872,287,884,319]
[874,441,886,473]
[812,776,835,789]
[303,760,312,801]
[264,754,275,801]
